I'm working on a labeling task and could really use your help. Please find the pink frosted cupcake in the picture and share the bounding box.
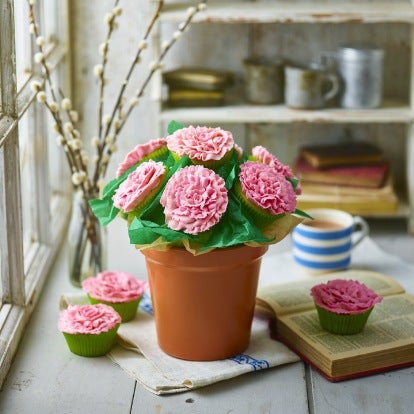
[82,271,146,322]
[58,304,121,357]
[251,145,301,194]
[112,159,167,217]
[116,138,168,177]
[166,125,234,170]
[160,165,228,235]
[310,279,383,335]
[235,161,297,225]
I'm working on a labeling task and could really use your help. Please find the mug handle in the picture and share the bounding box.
[323,73,340,101]
[351,216,369,249]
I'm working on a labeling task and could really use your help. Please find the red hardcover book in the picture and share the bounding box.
[294,156,389,188]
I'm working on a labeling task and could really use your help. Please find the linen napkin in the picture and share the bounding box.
[59,292,299,395]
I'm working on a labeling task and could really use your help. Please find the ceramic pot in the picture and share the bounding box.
[142,244,268,361]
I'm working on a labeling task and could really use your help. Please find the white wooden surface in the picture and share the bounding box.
[1,219,414,413]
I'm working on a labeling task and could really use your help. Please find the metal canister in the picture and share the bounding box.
[337,45,384,109]
[243,57,284,104]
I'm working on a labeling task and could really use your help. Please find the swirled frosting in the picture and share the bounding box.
[311,279,383,315]
[116,138,167,177]
[160,165,228,235]
[251,146,301,194]
[239,161,297,215]
[58,304,121,334]
[167,125,234,162]
[112,160,166,212]
[82,271,145,303]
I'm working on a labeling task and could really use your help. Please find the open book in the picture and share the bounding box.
[256,270,414,381]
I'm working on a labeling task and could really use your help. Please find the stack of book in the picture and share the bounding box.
[294,142,398,214]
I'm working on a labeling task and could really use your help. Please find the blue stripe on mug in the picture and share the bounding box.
[294,225,352,240]
[293,240,352,255]
[293,255,351,270]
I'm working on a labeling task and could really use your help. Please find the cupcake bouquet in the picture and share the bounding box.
[90,121,310,254]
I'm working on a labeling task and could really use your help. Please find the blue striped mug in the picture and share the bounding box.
[292,208,369,273]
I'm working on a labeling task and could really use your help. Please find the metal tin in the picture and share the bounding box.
[243,57,284,104]
[337,44,384,109]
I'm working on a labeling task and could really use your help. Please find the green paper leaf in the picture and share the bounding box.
[167,120,185,135]
[294,208,313,219]
[89,198,120,226]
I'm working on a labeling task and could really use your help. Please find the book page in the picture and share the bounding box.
[278,293,414,374]
[256,270,405,318]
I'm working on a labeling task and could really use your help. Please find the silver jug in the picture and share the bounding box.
[337,45,384,109]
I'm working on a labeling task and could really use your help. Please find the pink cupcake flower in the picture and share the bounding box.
[82,271,145,303]
[167,125,234,162]
[116,138,167,177]
[58,304,121,335]
[239,161,297,215]
[160,165,228,235]
[251,146,301,194]
[112,160,166,213]
[311,279,383,315]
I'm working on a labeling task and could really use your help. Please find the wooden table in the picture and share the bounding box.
[1,225,414,414]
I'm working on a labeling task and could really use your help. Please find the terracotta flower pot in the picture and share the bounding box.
[142,244,268,361]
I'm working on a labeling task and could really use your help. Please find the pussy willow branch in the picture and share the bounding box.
[91,0,166,191]
[96,0,208,183]
[97,0,121,144]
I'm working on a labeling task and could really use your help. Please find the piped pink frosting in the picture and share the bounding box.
[239,161,297,215]
[116,138,167,177]
[167,125,234,162]
[311,279,383,315]
[82,271,145,303]
[251,146,301,194]
[112,160,166,212]
[160,165,228,235]
[58,304,121,335]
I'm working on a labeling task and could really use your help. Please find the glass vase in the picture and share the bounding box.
[68,191,107,287]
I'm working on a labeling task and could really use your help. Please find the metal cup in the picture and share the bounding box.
[337,44,384,109]
[243,57,284,104]
[284,63,339,109]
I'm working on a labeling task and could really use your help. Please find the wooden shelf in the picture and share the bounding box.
[160,101,414,124]
[160,2,414,24]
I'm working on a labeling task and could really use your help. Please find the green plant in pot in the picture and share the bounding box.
[90,120,309,361]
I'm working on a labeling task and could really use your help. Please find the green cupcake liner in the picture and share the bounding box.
[87,294,142,322]
[315,304,373,335]
[172,149,233,171]
[234,180,279,226]
[62,324,120,357]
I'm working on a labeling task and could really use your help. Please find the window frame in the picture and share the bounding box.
[0,0,71,387]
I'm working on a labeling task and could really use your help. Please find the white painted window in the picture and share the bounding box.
[0,0,70,386]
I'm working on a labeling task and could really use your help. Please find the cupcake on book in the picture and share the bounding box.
[310,279,383,335]
[235,161,297,225]
[112,159,167,218]
[58,304,121,357]
[166,125,234,170]
[82,271,146,322]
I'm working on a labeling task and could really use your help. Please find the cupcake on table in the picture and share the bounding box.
[310,279,383,335]
[82,271,146,322]
[58,303,121,357]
